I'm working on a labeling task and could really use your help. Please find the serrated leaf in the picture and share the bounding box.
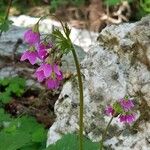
[0,114,47,150]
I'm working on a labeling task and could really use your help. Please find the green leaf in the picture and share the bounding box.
[0,92,11,104]
[0,111,47,150]
[104,0,121,6]
[0,19,13,32]
[0,108,12,122]
[104,0,133,6]
[113,102,124,114]
[32,127,46,143]
[0,78,10,86]
[45,134,99,150]
[52,29,72,54]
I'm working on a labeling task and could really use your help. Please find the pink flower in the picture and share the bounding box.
[46,71,63,89]
[105,106,115,116]
[24,29,40,45]
[34,63,63,89]
[34,63,52,82]
[20,50,38,65]
[119,114,135,124]
[119,98,134,111]
[37,42,53,59]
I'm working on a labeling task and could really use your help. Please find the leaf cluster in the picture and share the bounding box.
[45,133,99,150]
[52,27,72,55]
[0,77,26,104]
[0,108,47,150]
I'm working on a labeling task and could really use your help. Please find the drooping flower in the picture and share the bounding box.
[119,98,134,111]
[20,50,38,65]
[34,63,52,82]
[37,42,53,60]
[34,63,63,89]
[24,29,40,45]
[105,106,115,116]
[119,114,135,124]
[46,64,63,89]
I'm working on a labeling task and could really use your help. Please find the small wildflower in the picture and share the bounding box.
[119,114,135,124]
[105,97,136,124]
[24,29,40,45]
[105,106,115,116]
[34,63,63,89]
[34,63,52,81]
[46,78,59,89]
[119,98,134,111]
[20,50,38,65]
[37,42,53,60]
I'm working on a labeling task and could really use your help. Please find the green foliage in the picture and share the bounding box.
[113,102,124,114]
[104,0,132,6]
[0,17,13,33]
[52,26,72,54]
[140,0,150,12]
[50,0,85,12]
[0,77,26,103]
[45,133,99,150]
[0,108,47,150]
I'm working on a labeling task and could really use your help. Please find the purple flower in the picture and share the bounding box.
[37,42,53,60]
[105,106,115,116]
[34,63,52,82]
[24,29,40,45]
[46,78,59,89]
[119,98,134,111]
[119,114,135,124]
[46,71,63,89]
[20,50,38,65]
[34,63,63,89]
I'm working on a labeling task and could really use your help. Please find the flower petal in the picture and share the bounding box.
[43,64,52,77]
[28,52,37,65]
[34,70,45,82]
[20,51,30,61]
[53,64,61,75]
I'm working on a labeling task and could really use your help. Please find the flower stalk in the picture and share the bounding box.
[62,28,84,150]
[100,116,113,150]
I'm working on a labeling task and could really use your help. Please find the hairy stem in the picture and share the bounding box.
[71,44,84,150]
[60,19,84,150]
[100,117,113,150]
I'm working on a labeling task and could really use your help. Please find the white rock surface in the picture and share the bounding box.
[47,16,150,150]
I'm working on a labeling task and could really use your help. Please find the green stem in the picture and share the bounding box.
[60,20,84,150]
[100,117,113,150]
[38,15,84,150]
[0,0,13,37]
[71,44,84,150]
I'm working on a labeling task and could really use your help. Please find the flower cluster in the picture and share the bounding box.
[105,97,136,124]
[20,24,63,89]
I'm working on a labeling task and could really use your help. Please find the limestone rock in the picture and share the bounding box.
[47,16,150,149]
